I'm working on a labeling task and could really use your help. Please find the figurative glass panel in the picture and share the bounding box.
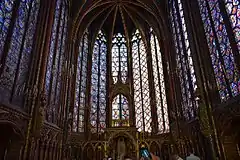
[90,30,107,133]
[198,0,240,101]
[224,0,240,51]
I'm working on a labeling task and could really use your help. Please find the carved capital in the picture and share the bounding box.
[40,91,47,108]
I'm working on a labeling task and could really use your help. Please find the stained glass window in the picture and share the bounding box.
[0,0,15,59]
[150,29,169,133]
[112,94,129,127]
[0,0,39,104]
[73,32,88,132]
[224,0,240,51]
[132,29,152,132]
[45,0,68,123]
[111,33,128,83]
[90,30,107,133]
[170,0,198,120]
[198,0,240,101]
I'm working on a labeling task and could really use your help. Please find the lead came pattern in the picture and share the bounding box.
[198,0,240,101]
[90,30,107,133]
[150,30,169,133]
[170,0,198,120]
[132,30,151,132]
[111,33,128,83]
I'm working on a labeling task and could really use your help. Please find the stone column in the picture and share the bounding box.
[39,141,45,160]
[222,136,240,160]
[5,141,24,160]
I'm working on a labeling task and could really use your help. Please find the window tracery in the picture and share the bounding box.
[74,29,170,134]
[111,33,128,83]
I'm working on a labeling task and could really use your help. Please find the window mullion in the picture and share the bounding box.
[172,2,191,119]
[176,0,197,116]
[10,0,34,102]
[204,0,233,97]
[153,35,166,131]
[77,37,85,132]
[218,0,240,68]
[0,0,20,75]
[97,42,101,133]
[137,40,145,132]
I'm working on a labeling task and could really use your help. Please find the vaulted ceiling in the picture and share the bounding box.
[70,0,169,42]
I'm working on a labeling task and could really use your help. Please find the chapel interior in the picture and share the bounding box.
[0,0,240,160]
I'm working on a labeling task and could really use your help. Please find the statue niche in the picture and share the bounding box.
[109,135,135,160]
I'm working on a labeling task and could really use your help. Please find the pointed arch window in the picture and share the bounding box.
[197,0,240,101]
[112,94,129,127]
[45,0,68,124]
[150,29,169,133]
[0,0,40,105]
[73,31,88,132]
[132,29,152,132]
[90,30,107,133]
[111,33,128,83]
[170,0,198,120]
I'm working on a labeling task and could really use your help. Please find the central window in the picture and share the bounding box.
[74,29,169,134]
[112,33,128,83]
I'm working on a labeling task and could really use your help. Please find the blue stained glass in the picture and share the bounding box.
[14,0,40,97]
[73,31,88,132]
[0,0,15,59]
[45,0,61,95]
[90,30,107,133]
[0,0,39,103]
[198,0,240,101]
[45,0,68,123]
[224,0,240,52]
[0,0,30,91]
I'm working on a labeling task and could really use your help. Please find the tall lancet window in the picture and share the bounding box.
[0,0,40,105]
[132,29,152,132]
[150,29,169,133]
[112,94,129,127]
[198,0,240,101]
[45,0,68,124]
[170,0,198,120]
[90,30,107,133]
[111,33,128,83]
[73,32,88,132]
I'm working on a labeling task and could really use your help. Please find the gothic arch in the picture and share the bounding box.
[108,131,136,147]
